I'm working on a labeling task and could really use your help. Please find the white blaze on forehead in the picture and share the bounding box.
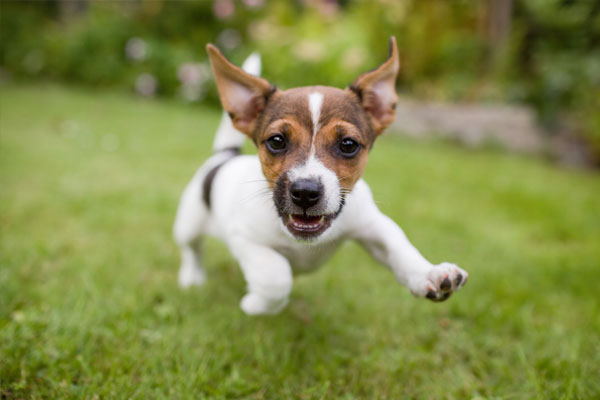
[288,91,340,215]
[308,92,324,135]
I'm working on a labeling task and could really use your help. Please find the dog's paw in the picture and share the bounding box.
[240,293,288,316]
[411,262,468,302]
[178,263,206,289]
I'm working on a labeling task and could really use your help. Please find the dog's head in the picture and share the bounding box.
[207,37,399,240]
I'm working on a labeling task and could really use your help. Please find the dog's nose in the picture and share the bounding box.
[289,179,322,210]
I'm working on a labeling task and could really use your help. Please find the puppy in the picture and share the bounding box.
[174,37,468,315]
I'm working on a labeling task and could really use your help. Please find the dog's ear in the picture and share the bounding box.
[207,44,275,136]
[349,36,400,135]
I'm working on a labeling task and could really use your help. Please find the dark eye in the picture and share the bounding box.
[339,138,359,157]
[266,134,287,154]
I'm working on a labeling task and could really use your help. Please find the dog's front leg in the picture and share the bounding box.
[227,236,293,315]
[354,207,468,302]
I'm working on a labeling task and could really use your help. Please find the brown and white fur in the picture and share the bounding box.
[173,38,468,315]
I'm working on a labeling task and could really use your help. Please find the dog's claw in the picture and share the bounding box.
[425,291,452,302]
[418,262,468,303]
[440,277,452,291]
[455,273,463,286]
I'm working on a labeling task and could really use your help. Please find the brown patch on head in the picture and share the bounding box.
[314,119,369,190]
[255,115,311,185]
[254,86,373,190]
[317,87,374,144]
[254,88,315,186]
[311,87,372,190]
[314,118,372,190]
[257,88,315,136]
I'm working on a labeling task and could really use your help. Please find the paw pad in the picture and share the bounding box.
[423,263,468,303]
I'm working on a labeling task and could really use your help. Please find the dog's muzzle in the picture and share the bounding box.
[274,174,341,240]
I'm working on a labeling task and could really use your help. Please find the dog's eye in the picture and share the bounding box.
[266,134,287,154]
[339,138,359,157]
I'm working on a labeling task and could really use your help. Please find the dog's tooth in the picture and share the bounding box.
[319,216,325,223]
[288,215,294,223]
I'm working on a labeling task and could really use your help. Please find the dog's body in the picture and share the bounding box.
[174,39,468,315]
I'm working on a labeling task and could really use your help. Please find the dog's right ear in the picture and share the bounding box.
[207,44,275,136]
[349,37,400,135]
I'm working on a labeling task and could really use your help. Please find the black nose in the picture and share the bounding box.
[289,179,322,210]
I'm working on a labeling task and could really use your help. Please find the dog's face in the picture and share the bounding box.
[208,38,399,240]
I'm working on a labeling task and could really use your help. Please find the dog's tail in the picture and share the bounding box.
[212,52,261,153]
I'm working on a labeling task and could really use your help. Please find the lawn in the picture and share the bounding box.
[1,84,599,399]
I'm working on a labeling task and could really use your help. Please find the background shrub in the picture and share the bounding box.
[1,0,598,156]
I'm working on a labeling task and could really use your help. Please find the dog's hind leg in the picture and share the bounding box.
[173,172,208,288]
[177,239,205,288]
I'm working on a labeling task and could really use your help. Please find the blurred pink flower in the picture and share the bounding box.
[217,29,241,50]
[302,0,338,17]
[125,37,148,62]
[213,0,235,20]
[177,62,210,102]
[317,0,339,17]
[243,0,265,8]
[179,84,206,102]
[135,73,157,97]
[177,62,210,85]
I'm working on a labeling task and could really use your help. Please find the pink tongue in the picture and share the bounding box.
[293,215,321,224]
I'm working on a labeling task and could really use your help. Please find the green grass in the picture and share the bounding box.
[1,83,599,399]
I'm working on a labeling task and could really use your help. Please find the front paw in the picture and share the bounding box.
[411,262,468,302]
[240,293,289,315]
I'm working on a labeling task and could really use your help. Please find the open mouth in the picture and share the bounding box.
[283,214,333,238]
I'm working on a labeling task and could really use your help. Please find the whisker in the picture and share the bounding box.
[237,186,274,204]
[337,168,362,180]
[238,193,273,205]
[241,179,277,185]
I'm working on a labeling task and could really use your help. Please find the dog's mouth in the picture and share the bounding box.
[283,213,333,239]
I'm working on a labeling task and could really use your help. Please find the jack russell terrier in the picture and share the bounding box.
[174,37,468,315]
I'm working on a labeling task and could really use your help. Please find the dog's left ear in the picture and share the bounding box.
[207,44,275,136]
[349,36,400,135]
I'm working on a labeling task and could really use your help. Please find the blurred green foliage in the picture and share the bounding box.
[1,0,598,153]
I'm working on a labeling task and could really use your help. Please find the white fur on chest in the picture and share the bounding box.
[203,155,359,272]
[273,239,343,273]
